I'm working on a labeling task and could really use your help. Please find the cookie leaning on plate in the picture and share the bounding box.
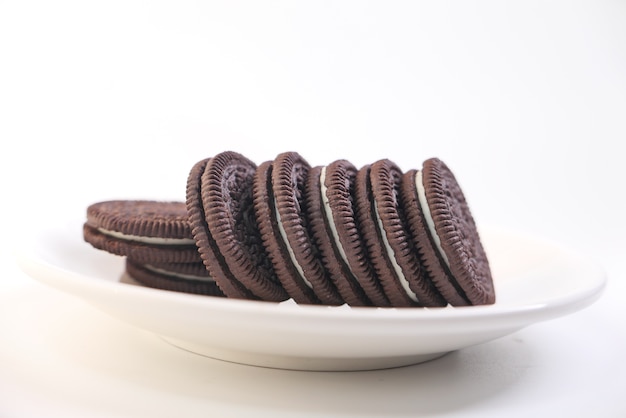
[355,160,447,307]
[304,160,388,306]
[400,158,495,306]
[252,152,344,305]
[185,151,289,302]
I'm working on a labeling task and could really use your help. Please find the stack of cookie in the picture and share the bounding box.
[83,200,224,296]
[83,151,495,307]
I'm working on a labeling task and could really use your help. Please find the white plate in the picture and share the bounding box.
[16,219,606,371]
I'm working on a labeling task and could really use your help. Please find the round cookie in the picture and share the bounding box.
[305,161,389,307]
[355,161,447,307]
[354,164,414,307]
[252,160,321,304]
[125,259,224,296]
[83,200,202,264]
[185,152,288,302]
[254,152,343,305]
[401,158,494,306]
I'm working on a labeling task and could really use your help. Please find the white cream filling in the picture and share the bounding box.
[415,170,451,267]
[274,197,314,289]
[98,227,196,245]
[144,264,215,282]
[373,200,419,303]
[320,166,353,272]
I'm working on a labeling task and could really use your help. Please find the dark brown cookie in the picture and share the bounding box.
[186,154,288,302]
[305,161,389,307]
[402,158,494,306]
[125,259,224,296]
[354,164,413,307]
[356,161,447,307]
[255,152,343,305]
[83,200,202,264]
[253,160,321,304]
[400,168,468,306]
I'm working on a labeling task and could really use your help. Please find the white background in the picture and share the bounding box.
[1,1,625,417]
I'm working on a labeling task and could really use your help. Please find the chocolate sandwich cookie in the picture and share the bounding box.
[305,161,389,307]
[253,152,343,305]
[252,160,320,304]
[400,158,495,306]
[186,152,288,302]
[354,164,414,307]
[83,200,202,264]
[125,259,224,296]
[355,161,447,307]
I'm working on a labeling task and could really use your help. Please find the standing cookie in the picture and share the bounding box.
[253,152,343,305]
[355,160,445,307]
[354,164,415,307]
[367,159,447,307]
[186,153,288,302]
[400,158,495,306]
[305,161,389,306]
[253,160,320,304]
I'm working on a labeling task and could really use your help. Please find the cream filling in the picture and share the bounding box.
[144,264,215,282]
[320,167,353,272]
[415,170,451,267]
[373,200,419,303]
[274,197,314,289]
[97,227,196,245]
